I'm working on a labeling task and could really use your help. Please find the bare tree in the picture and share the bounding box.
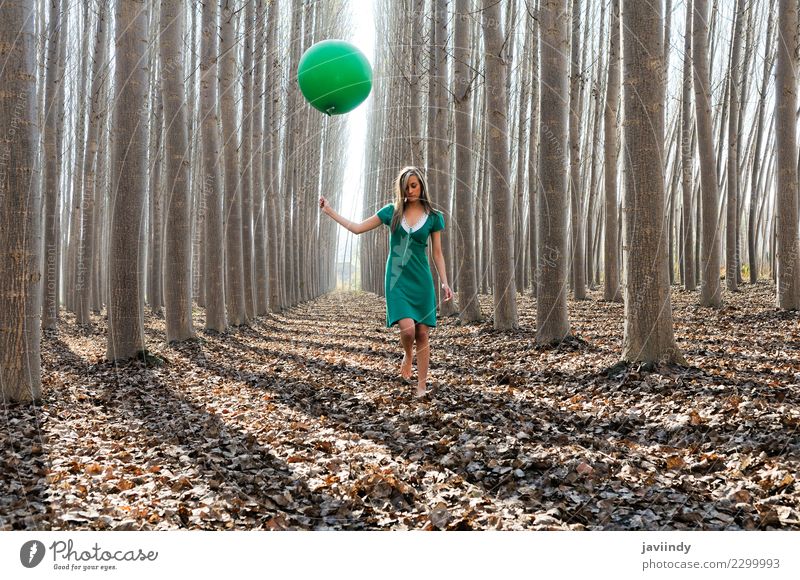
[1,0,41,403]
[603,0,622,302]
[693,0,722,307]
[680,0,696,291]
[264,0,282,312]
[621,0,683,364]
[77,0,110,326]
[569,0,586,300]
[253,0,269,316]
[147,4,164,317]
[775,0,800,308]
[536,0,572,344]
[527,9,540,299]
[748,0,775,284]
[452,1,481,322]
[42,0,66,330]
[200,0,226,331]
[240,0,255,320]
[220,0,247,326]
[429,0,455,316]
[160,0,194,342]
[725,0,745,291]
[107,0,149,360]
[482,0,518,330]
[66,5,91,317]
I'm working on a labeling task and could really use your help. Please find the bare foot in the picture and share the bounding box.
[415,384,427,398]
[400,353,413,381]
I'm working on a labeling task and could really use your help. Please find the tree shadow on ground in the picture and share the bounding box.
[195,331,799,530]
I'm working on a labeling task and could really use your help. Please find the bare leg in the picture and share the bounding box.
[415,323,430,396]
[398,318,415,380]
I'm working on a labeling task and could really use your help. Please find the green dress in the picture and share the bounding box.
[376,203,445,328]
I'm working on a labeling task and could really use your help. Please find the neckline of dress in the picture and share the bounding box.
[402,210,429,231]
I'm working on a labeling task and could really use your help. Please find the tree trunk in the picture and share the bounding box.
[240,0,255,320]
[482,0,518,330]
[0,0,41,403]
[78,0,109,326]
[569,0,586,300]
[148,84,164,316]
[253,0,268,316]
[537,0,572,344]
[429,0,455,316]
[107,0,149,361]
[527,11,540,299]
[680,0,696,291]
[586,0,605,292]
[42,0,66,330]
[67,6,91,316]
[453,0,481,322]
[726,0,745,291]
[220,0,247,325]
[603,0,622,302]
[775,0,800,308]
[200,0,227,331]
[693,0,722,307]
[621,0,683,364]
[160,0,194,342]
[749,1,775,284]
[265,1,282,313]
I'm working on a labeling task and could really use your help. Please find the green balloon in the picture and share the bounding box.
[297,40,372,116]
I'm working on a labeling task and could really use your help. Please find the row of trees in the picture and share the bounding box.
[1,0,350,403]
[358,0,799,356]
[2,0,800,404]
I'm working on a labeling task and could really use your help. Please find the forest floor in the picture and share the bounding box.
[2,281,799,530]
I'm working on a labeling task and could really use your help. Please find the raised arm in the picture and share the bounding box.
[319,196,383,235]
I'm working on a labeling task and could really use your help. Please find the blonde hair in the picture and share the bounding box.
[388,166,434,232]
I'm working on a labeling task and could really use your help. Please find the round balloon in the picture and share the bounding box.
[297,40,372,115]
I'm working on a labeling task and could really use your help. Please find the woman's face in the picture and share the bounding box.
[405,174,421,202]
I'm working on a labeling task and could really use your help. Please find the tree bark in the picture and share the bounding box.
[482,0,518,330]
[527,10,540,299]
[621,0,683,364]
[160,0,195,342]
[603,0,622,302]
[253,0,268,316]
[693,0,722,307]
[42,0,66,330]
[200,0,226,331]
[240,0,255,320]
[680,0,696,291]
[775,0,800,308]
[725,0,745,291]
[0,0,41,403]
[107,0,149,360]
[749,0,775,284]
[569,0,586,300]
[220,0,247,325]
[78,0,109,326]
[264,0,282,313]
[452,0,481,322]
[536,0,572,344]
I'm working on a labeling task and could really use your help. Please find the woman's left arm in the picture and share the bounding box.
[430,231,453,301]
[430,232,448,285]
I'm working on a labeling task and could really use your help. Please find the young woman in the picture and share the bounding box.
[319,166,453,398]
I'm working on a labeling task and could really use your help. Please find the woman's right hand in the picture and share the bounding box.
[319,195,331,214]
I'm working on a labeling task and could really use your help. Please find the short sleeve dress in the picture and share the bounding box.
[376,203,445,328]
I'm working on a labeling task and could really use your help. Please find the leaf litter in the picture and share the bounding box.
[1,281,798,530]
